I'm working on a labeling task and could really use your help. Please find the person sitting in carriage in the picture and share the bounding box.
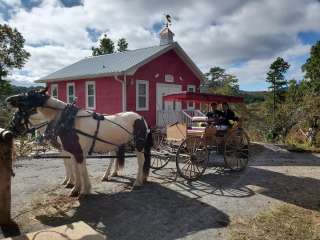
[206,102,223,125]
[218,102,239,129]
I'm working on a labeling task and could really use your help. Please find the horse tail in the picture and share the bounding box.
[116,145,125,169]
[143,130,153,177]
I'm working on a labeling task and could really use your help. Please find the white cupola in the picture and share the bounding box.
[159,27,174,45]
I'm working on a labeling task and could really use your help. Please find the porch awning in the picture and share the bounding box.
[163,91,244,103]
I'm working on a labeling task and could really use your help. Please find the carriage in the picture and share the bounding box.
[151,91,250,181]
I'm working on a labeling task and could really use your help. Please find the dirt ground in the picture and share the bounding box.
[0,143,319,240]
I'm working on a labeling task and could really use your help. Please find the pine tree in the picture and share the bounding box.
[266,57,290,133]
[117,38,128,52]
[91,34,115,56]
[302,41,320,94]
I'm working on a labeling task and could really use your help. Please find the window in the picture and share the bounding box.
[136,80,149,111]
[51,84,58,99]
[86,81,96,109]
[187,84,196,110]
[67,82,75,103]
[165,74,174,82]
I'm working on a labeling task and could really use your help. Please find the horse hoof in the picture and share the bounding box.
[80,189,91,195]
[65,183,74,189]
[111,172,118,177]
[70,189,80,197]
[61,179,68,185]
[131,185,142,191]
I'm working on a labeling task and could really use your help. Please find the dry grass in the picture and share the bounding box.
[231,204,320,240]
[14,194,79,229]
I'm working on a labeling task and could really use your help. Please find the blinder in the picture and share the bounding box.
[7,90,50,137]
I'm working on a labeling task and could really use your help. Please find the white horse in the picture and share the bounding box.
[6,89,153,197]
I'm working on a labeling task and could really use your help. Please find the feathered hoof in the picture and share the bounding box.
[61,178,68,185]
[132,181,143,190]
[131,185,143,191]
[69,188,80,197]
[101,177,108,182]
[110,172,118,177]
[65,183,74,189]
[143,176,149,184]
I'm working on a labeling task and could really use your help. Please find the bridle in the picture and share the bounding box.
[8,104,64,137]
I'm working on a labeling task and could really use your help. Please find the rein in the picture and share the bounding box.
[27,121,49,133]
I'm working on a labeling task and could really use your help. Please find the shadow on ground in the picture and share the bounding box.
[174,158,320,212]
[151,143,320,209]
[36,182,230,240]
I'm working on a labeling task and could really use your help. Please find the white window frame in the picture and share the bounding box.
[136,80,149,111]
[66,82,75,104]
[187,84,196,110]
[85,81,96,110]
[165,74,174,83]
[51,84,58,99]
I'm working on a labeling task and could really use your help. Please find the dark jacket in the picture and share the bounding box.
[206,110,223,124]
[220,109,239,126]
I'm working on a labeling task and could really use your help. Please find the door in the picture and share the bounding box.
[156,83,182,127]
[156,83,182,111]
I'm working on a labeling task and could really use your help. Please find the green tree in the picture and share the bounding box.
[117,38,128,52]
[0,24,30,100]
[302,41,320,94]
[91,34,114,56]
[204,66,240,95]
[204,66,226,88]
[0,24,30,84]
[266,57,290,119]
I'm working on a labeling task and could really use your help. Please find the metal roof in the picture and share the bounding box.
[36,42,204,83]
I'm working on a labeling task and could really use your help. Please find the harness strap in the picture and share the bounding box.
[88,119,101,155]
[27,121,49,133]
[75,129,119,147]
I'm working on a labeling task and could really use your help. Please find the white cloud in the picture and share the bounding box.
[1,0,319,89]
[228,42,311,90]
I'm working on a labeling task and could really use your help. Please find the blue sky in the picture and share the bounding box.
[0,0,319,91]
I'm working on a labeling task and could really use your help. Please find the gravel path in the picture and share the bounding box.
[1,143,320,239]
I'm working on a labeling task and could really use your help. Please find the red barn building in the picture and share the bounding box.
[37,27,204,128]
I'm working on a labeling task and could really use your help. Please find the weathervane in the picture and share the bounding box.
[164,14,172,28]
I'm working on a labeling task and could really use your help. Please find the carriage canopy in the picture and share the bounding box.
[163,91,244,103]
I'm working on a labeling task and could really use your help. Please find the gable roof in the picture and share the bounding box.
[36,42,204,83]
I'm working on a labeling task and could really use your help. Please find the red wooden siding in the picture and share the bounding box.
[126,49,201,127]
[47,77,122,115]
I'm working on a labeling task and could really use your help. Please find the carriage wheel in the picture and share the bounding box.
[224,129,250,171]
[151,133,170,170]
[176,137,209,181]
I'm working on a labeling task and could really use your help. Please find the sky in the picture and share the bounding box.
[0,0,319,91]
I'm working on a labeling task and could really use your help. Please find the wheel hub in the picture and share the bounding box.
[190,154,197,163]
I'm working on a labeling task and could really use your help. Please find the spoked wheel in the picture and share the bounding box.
[224,129,250,171]
[151,133,170,170]
[176,137,209,181]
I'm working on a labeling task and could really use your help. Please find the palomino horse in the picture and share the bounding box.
[6,89,153,197]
